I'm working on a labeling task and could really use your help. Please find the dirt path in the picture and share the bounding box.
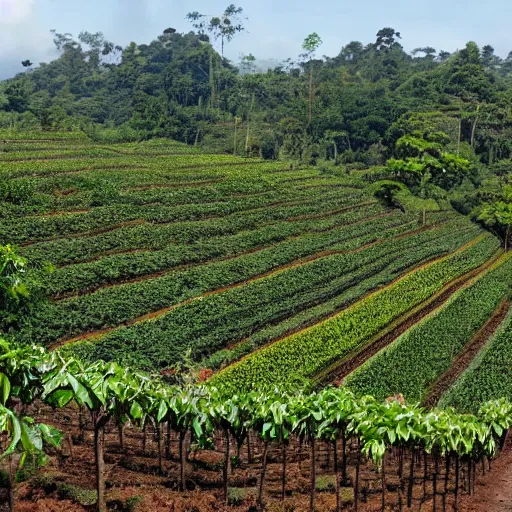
[461,437,512,512]
[423,298,511,408]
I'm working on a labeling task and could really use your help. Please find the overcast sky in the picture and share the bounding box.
[1,0,512,80]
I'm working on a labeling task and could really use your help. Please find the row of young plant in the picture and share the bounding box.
[0,147,124,162]
[440,307,512,413]
[210,234,500,395]
[66,222,483,372]
[0,154,253,178]
[19,209,433,346]
[1,160,322,218]
[345,253,512,403]
[3,189,367,244]
[23,202,386,266]
[45,209,413,297]
[30,218,471,348]
[199,223,486,371]
[2,338,512,512]
[29,174,357,215]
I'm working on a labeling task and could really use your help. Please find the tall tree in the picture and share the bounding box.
[301,32,323,126]
[186,4,246,57]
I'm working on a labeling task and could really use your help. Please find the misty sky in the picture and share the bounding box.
[1,0,512,80]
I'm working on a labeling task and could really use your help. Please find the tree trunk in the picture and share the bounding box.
[281,443,287,501]
[341,433,348,485]
[179,430,186,492]
[298,436,303,473]
[247,432,252,464]
[209,53,216,108]
[471,105,480,149]
[309,437,316,512]
[334,440,340,512]
[157,423,163,474]
[381,451,386,512]
[233,117,238,156]
[433,456,438,512]
[308,69,313,125]
[505,225,510,252]
[78,406,85,443]
[454,457,460,511]
[142,420,147,455]
[354,439,361,512]
[8,454,14,512]
[457,118,462,154]
[408,449,415,508]
[444,455,451,512]
[166,421,171,460]
[467,460,471,496]
[223,429,230,505]
[118,422,124,451]
[94,415,109,512]
[258,441,269,511]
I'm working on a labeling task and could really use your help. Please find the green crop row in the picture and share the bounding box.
[19,205,429,345]
[439,307,512,413]
[3,188,366,244]
[0,154,259,178]
[41,205,407,297]
[344,254,512,403]
[22,203,387,266]
[199,223,487,371]
[209,233,500,395]
[6,171,361,219]
[63,221,481,370]
[0,147,123,162]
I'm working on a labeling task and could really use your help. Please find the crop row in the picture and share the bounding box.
[7,172,360,219]
[4,187,367,244]
[0,147,123,162]
[19,205,433,345]
[42,207,415,296]
[199,223,489,370]
[344,254,512,403]
[62,220,482,370]
[209,233,500,395]
[23,202,387,266]
[0,154,261,178]
[439,307,512,413]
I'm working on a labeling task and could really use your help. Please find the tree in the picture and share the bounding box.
[21,60,33,70]
[186,4,246,57]
[301,32,323,126]
[477,187,512,251]
[375,27,402,52]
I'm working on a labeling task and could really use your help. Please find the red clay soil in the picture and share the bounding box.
[459,436,512,512]
[423,298,512,408]
[6,403,511,512]
[318,245,502,385]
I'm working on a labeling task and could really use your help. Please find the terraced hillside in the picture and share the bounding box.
[2,133,510,410]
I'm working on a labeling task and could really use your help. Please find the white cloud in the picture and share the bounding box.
[0,0,35,25]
